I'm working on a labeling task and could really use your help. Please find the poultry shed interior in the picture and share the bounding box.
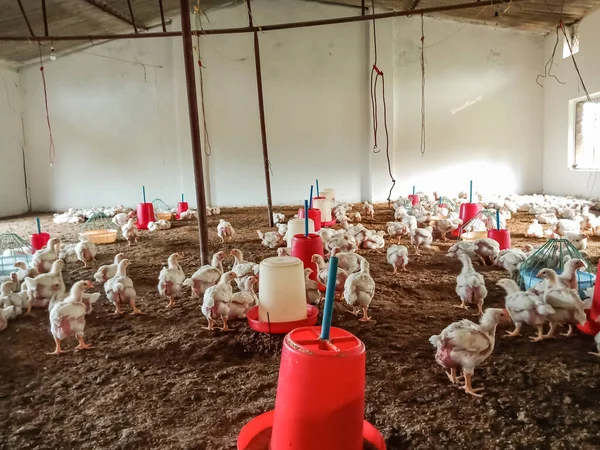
[2,0,600,449]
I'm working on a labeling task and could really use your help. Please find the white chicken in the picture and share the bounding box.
[0,281,25,318]
[277,223,288,237]
[13,261,38,283]
[429,308,508,397]
[531,258,586,294]
[48,280,95,355]
[553,218,582,237]
[535,213,557,225]
[455,254,488,315]
[32,238,60,273]
[326,234,358,254]
[344,259,375,322]
[122,218,139,246]
[230,249,259,291]
[147,220,171,232]
[304,268,322,305]
[257,230,285,249]
[386,221,409,244]
[362,201,375,220]
[93,253,126,283]
[75,235,97,267]
[229,276,258,319]
[202,271,237,331]
[331,248,365,274]
[0,272,19,293]
[495,248,527,279]
[23,259,65,313]
[272,212,286,225]
[217,219,235,243]
[348,211,362,223]
[565,232,587,250]
[112,211,135,227]
[312,254,348,298]
[590,332,600,357]
[430,219,459,241]
[386,245,409,274]
[183,251,227,297]
[104,259,143,315]
[360,231,386,250]
[537,268,587,338]
[496,278,555,341]
[157,253,186,308]
[277,247,292,257]
[471,238,500,266]
[525,219,544,238]
[0,306,14,331]
[410,227,438,255]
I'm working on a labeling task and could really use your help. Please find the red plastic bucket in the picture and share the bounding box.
[136,203,156,230]
[297,208,322,232]
[577,260,600,336]
[487,229,511,250]
[453,203,482,237]
[291,234,324,282]
[176,201,189,219]
[31,232,51,251]
[408,194,420,206]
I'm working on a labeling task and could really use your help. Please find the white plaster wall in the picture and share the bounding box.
[542,9,600,198]
[0,67,28,217]
[388,17,544,200]
[19,0,545,211]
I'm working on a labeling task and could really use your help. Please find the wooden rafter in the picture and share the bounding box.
[82,0,146,31]
[16,0,36,36]
[409,0,420,10]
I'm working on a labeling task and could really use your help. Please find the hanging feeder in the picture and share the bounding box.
[80,213,119,245]
[176,193,189,219]
[458,209,499,242]
[518,239,596,293]
[152,198,173,221]
[0,234,33,276]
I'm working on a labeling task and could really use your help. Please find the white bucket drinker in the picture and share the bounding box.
[258,256,307,323]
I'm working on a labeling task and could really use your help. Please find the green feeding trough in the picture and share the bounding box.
[0,233,33,276]
[518,239,596,296]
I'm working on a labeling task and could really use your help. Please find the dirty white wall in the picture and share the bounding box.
[542,9,600,198]
[0,67,28,217]
[19,0,545,211]
[387,17,544,201]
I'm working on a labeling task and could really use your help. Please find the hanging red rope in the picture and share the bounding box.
[38,44,56,166]
[369,0,395,203]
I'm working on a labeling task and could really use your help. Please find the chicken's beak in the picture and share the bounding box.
[86,281,94,289]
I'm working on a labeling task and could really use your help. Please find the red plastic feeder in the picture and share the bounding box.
[452,203,482,237]
[487,229,511,250]
[298,207,322,232]
[136,203,155,230]
[176,201,189,219]
[246,304,319,334]
[408,194,420,206]
[291,233,324,282]
[577,260,600,336]
[31,232,51,251]
[238,326,386,450]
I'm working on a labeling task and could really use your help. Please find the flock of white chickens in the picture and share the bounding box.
[1,191,599,397]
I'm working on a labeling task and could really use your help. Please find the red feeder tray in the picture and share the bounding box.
[487,229,511,250]
[31,232,51,251]
[176,201,189,219]
[246,304,319,334]
[298,207,322,232]
[452,202,482,237]
[238,326,385,450]
[136,202,156,230]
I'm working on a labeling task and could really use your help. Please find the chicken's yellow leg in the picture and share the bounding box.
[461,373,484,397]
[560,324,574,337]
[47,337,63,355]
[75,335,94,350]
[504,323,522,338]
[530,325,546,342]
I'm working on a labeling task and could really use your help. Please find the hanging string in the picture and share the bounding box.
[559,20,590,102]
[369,0,395,202]
[195,2,213,156]
[535,26,565,88]
[38,44,55,166]
[420,14,426,157]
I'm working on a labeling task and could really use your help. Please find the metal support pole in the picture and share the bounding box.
[158,0,167,32]
[247,0,274,227]
[180,0,210,265]
[42,0,49,36]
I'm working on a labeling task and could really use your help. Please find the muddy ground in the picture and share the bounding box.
[0,206,599,450]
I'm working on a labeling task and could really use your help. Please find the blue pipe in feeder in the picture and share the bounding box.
[496,210,501,230]
[316,179,320,197]
[304,200,309,237]
[412,186,415,195]
[309,185,314,208]
[36,217,41,234]
[320,255,339,341]
[469,180,473,203]
[143,186,146,204]
[181,193,184,202]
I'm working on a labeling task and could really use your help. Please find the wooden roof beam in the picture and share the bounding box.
[409,0,420,10]
[82,0,147,31]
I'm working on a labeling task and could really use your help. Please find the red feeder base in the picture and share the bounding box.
[487,229,511,250]
[176,201,189,220]
[237,410,386,450]
[321,219,337,227]
[136,203,156,230]
[31,232,51,251]
[298,207,322,232]
[408,194,420,206]
[246,304,319,334]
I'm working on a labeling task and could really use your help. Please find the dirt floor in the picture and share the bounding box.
[1,206,600,450]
